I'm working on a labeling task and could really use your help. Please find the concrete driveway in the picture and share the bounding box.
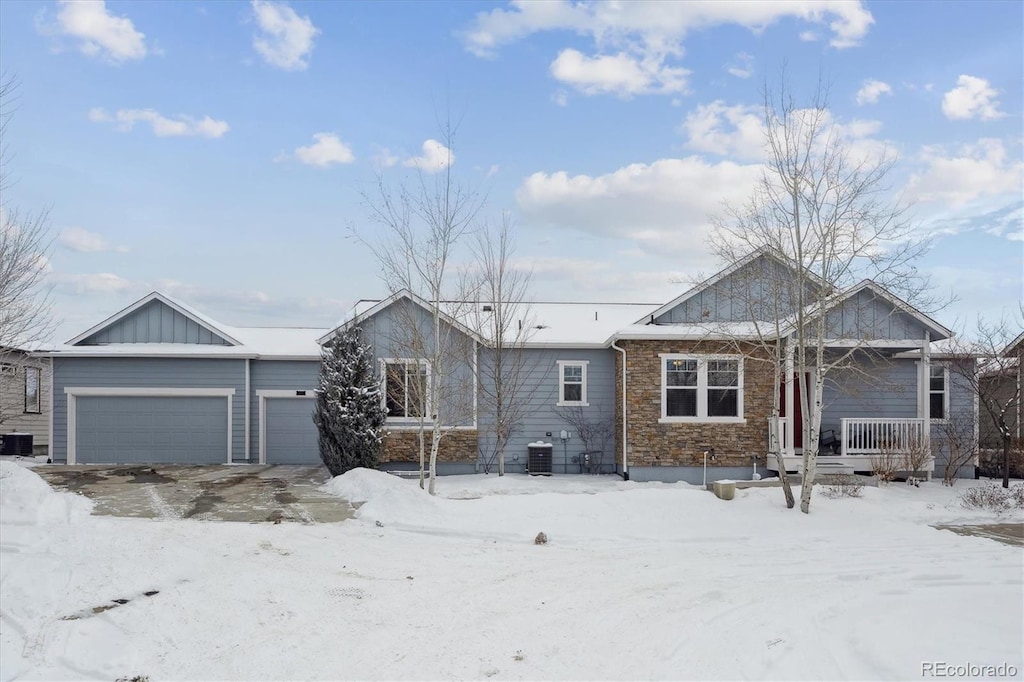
[37,465,353,523]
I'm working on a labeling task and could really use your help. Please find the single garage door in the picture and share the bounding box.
[76,396,228,464]
[265,398,320,464]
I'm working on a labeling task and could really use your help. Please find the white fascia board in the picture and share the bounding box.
[65,291,243,347]
[65,387,237,397]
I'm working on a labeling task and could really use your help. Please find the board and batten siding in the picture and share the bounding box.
[52,357,246,463]
[249,360,320,461]
[77,300,232,346]
[477,347,617,474]
[820,289,932,341]
[356,298,477,428]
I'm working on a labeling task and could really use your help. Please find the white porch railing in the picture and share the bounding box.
[768,416,791,455]
[840,418,928,457]
[768,417,928,457]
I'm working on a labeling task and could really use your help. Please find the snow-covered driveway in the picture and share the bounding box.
[2,463,1021,681]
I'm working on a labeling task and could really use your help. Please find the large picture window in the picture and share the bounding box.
[24,366,41,414]
[557,360,588,406]
[382,360,429,420]
[661,355,743,422]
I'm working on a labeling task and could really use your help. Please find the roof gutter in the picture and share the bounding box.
[611,339,628,480]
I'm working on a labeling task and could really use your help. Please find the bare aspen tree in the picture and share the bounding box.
[0,72,55,428]
[946,314,1022,489]
[463,213,536,475]
[712,78,935,513]
[362,123,482,494]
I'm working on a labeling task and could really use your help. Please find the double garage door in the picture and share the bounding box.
[73,394,321,465]
[76,396,229,465]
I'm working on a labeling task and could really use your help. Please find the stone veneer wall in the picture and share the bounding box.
[382,429,478,464]
[616,340,775,468]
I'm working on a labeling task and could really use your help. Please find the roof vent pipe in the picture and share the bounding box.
[483,304,493,312]
[650,314,654,324]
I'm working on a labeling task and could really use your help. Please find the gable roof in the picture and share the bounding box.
[1004,331,1024,357]
[787,279,954,341]
[66,291,244,347]
[317,289,487,346]
[638,248,830,325]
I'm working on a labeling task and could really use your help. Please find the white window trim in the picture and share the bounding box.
[658,354,745,424]
[380,358,431,423]
[556,360,589,407]
[256,389,316,465]
[63,387,236,465]
[24,366,41,414]
[928,364,950,423]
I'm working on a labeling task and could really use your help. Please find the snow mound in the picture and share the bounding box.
[322,468,443,525]
[322,467,419,503]
[0,461,93,526]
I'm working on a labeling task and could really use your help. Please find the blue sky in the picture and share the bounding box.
[1,0,1021,344]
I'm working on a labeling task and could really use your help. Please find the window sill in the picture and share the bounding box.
[556,401,589,407]
[658,417,747,425]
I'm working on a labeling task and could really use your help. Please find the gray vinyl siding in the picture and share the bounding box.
[820,289,931,341]
[250,360,320,461]
[931,360,978,479]
[655,255,820,324]
[0,352,50,449]
[78,300,232,345]
[51,357,246,463]
[477,347,617,474]
[819,358,920,434]
[356,299,477,428]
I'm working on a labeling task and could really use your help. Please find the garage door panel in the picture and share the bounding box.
[265,398,320,465]
[77,396,227,464]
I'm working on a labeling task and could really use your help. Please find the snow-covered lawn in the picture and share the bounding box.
[2,461,1021,681]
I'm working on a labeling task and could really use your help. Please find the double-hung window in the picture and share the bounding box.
[928,365,948,420]
[661,355,743,422]
[382,360,429,420]
[24,366,41,414]
[557,360,588,406]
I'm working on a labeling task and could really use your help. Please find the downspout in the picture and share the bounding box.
[244,358,251,463]
[612,339,628,480]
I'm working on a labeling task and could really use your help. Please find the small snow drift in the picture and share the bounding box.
[0,461,94,525]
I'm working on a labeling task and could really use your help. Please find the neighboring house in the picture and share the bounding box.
[978,331,1022,478]
[0,347,51,456]
[46,250,977,482]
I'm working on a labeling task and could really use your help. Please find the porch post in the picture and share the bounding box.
[785,337,795,457]
[921,331,931,456]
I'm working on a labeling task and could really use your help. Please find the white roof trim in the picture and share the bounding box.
[637,248,829,325]
[65,291,244,347]
[317,289,485,346]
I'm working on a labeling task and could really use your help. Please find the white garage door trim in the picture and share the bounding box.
[64,387,236,465]
[256,389,316,465]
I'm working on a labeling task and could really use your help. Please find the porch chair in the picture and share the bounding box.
[818,429,841,455]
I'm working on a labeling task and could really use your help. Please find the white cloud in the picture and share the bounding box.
[47,0,148,63]
[371,147,399,169]
[550,49,688,97]
[89,108,229,138]
[799,30,819,42]
[516,156,761,261]
[403,140,455,173]
[942,75,1005,121]
[551,90,569,107]
[251,0,320,71]
[59,227,129,254]
[855,79,892,105]
[725,52,754,79]
[680,101,765,160]
[292,133,355,167]
[50,271,134,295]
[521,255,687,302]
[462,2,872,98]
[905,138,1023,206]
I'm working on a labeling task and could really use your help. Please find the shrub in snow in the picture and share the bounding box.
[959,483,1024,513]
[534,531,548,545]
[819,474,864,498]
[314,327,386,477]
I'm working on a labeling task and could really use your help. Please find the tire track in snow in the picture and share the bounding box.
[145,485,181,519]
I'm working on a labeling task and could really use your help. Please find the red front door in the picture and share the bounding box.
[779,373,809,449]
